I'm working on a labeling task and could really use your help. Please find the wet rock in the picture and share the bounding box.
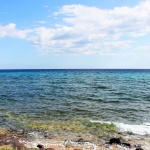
[108,138,132,149]
[37,144,55,150]
[122,142,131,148]
[37,144,43,149]
[135,145,143,150]
[109,138,121,145]
[135,148,143,150]
[77,138,84,142]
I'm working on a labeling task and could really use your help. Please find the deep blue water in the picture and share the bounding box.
[0,69,150,129]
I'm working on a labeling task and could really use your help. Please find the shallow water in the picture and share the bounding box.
[0,69,150,136]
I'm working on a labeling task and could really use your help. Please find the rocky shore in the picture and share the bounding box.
[0,132,149,150]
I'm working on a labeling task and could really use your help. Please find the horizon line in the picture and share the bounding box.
[0,68,150,70]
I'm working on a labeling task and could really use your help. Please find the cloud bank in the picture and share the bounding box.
[0,0,150,55]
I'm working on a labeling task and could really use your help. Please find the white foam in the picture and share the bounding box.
[91,120,150,135]
[115,122,150,135]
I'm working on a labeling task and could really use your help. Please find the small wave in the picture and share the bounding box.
[86,97,104,102]
[93,85,108,89]
[103,100,121,103]
[115,122,150,135]
[91,120,150,135]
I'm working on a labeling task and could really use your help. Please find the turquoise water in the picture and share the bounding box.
[0,69,150,133]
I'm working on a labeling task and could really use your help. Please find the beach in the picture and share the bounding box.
[0,69,150,149]
[0,130,150,150]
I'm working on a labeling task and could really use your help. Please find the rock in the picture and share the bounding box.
[37,144,55,150]
[16,129,26,136]
[108,138,131,148]
[76,138,90,143]
[122,142,131,148]
[135,144,143,150]
[64,139,72,147]
[77,138,84,142]
[37,144,43,149]
[109,138,121,145]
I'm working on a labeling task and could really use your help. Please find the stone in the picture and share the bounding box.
[37,144,55,150]
[135,148,143,150]
[122,142,131,148]
[37,144,43,149]
[77,138,84,142]
[109,138,121,145]
[135,144,143,150]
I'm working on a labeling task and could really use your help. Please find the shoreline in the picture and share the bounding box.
[0,129,150,150]
[0,119,150,149]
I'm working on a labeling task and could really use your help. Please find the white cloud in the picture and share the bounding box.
[57,0,150,38]
[29,0,150,54]
[137,45,150,51]
[0,23,30,39]
[1,0,150,55]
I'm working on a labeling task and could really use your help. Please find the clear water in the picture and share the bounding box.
[0,69,150,131]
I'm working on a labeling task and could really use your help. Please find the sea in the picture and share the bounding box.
[0,69,150,142]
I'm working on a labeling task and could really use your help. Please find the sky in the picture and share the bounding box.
[0,0,150,69]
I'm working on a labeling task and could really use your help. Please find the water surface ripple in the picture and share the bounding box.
[0,69,150,128]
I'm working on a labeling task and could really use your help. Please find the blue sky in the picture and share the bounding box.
[0,0,150,69]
